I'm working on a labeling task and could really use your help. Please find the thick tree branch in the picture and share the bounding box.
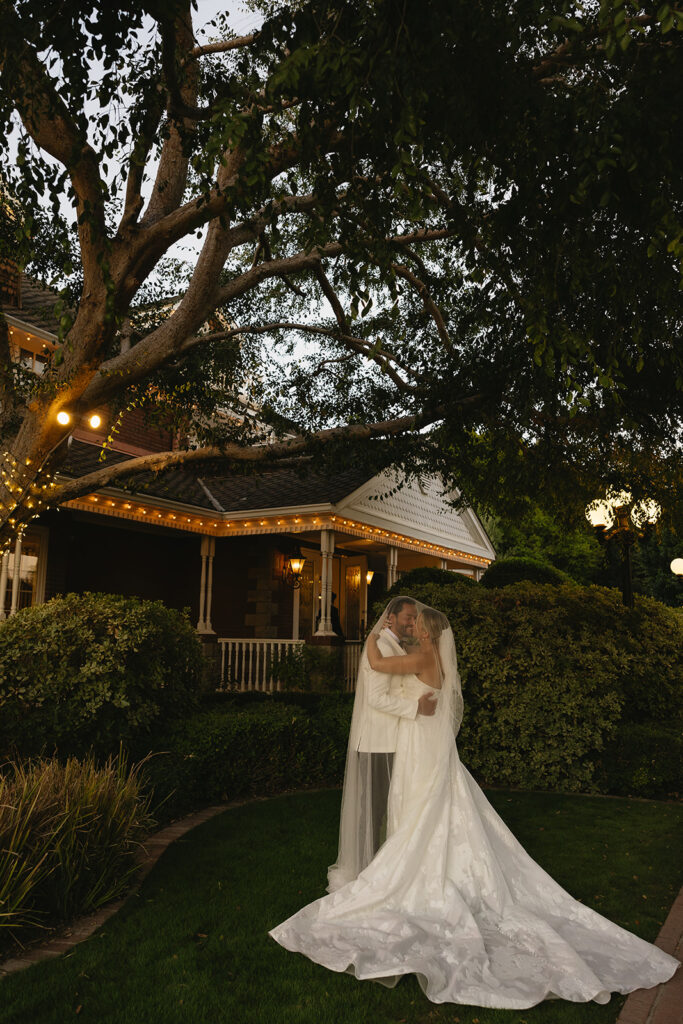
[50,411,443,505]
[85,225,459,406]
[392,262,453,353]
[0,3,107,272]
[314,264,350,334]
[142,2,200,226]
[187,34,258,61]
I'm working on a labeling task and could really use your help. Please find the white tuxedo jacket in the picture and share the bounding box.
[350,630,419,753]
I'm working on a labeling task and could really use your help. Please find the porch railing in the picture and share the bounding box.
[217,638,304,692]
[216,638,363,693]
[343,641,362,692]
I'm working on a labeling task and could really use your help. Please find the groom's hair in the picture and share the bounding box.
[387,597,417,618]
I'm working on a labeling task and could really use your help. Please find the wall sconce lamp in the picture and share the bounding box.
[283,546,306,589]
[366,570,374,585]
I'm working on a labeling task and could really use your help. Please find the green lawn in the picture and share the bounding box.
[1,788,681,1024]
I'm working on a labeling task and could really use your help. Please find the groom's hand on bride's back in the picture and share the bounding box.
[417,693,437,716]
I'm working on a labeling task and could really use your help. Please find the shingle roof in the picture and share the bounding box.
[59,440,372,513]
[2,274,63,336]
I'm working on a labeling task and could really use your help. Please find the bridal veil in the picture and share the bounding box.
[327,596,463,892]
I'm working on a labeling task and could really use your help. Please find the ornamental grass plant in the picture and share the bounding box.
[0,750,155,950]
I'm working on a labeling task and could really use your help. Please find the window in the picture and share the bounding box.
[344,565,361,641]
[17,346,51,374]
[1,530,47,617]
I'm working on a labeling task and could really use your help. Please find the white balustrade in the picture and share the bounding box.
[343,641,362,692]
[217,638,363,693]
[217,638,305,692]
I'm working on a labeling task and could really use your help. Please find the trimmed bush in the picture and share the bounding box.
[599,722,683,799]
[138,696,352,823]
[270,645,346,693]
[0,592,203,759]
[0,750,154,949]
[387,566,476,597]
[481,556,575,588]
[376,577,682,796]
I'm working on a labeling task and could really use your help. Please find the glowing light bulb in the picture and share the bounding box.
[57,411,71,426]
[89,414,102,429]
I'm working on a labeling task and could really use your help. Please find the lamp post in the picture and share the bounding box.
[585,491,661,608]
[671,558,683,578]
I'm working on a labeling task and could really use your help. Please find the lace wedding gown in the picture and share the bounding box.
[269,674,680,1008]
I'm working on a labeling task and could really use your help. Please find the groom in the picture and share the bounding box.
[352,596,437,856]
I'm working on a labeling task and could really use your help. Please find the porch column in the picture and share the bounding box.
[0,550,9,620]
[440,558,448,570]
[197,536,216,634]
[292,587,300,640]
[10,535,22,617]
[314,529,335,635]
[386,546,399,588]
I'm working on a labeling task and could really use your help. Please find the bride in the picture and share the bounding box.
[269,597,680,1008]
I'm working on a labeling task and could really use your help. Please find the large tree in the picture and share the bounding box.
[0,0,681,551]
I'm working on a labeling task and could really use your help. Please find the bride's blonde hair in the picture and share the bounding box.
[418,608,449,640]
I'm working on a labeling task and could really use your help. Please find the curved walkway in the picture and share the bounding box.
[1,797,681,1024]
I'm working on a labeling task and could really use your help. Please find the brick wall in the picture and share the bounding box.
[211,536,294,638]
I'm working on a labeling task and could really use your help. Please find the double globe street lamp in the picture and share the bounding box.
[585,490,661,609]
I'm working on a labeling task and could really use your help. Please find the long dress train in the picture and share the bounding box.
[269,675,680,1009]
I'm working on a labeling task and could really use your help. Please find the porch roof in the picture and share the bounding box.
[60,439,371,512]
[56,441,495,570]
[1,274,62,338]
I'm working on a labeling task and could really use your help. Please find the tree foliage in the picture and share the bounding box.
[0,0,681,547]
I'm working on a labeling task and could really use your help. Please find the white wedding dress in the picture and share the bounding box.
[269,672,680,1008]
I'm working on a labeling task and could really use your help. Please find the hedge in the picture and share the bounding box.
[387,566,476,596]
[374,578,682,796]
[136,697,351,822]
[0,592,203,759]
[480,556,575,588]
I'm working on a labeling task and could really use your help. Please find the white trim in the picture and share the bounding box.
[4,313,58,344]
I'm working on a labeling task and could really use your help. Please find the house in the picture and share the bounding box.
[1,269,496,689]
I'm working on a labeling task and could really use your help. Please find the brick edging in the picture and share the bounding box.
[615,887,683,1024]
[0,802,232,977]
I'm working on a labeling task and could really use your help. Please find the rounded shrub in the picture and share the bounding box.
[387,566,476,597]
[481,556,575,588]
[0,592,203,759]
[383,579,682,796]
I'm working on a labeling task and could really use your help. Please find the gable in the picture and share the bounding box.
[336,470,495,561]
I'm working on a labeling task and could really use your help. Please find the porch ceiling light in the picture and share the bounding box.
[88,413,102,429]
[56,410,71,425]
[283,546,306,589]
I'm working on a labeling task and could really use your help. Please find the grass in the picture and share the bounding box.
[0,787,680,1024]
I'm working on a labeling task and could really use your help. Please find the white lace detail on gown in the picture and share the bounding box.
[269,674,680,1008]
